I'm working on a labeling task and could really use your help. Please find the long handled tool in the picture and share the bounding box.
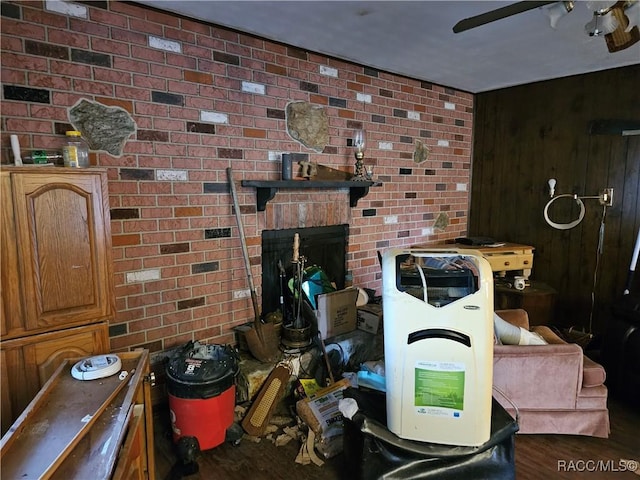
[227,167,279,362]
[623,227,640,295]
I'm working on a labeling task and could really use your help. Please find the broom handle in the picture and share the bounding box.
[227,168,262,326]
[624,227,640,295]
[318,333,335,384]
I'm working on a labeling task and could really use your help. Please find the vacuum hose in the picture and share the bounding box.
[494,313,546,345]
[543,194,585,230]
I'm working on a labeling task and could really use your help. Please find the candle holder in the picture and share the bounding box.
[352,129,367,181]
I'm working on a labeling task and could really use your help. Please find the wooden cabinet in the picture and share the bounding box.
[0,322,110,432]
[0,167,114,433]
[1,168,114,338]
[112,405,149,480]
[494,281,557,326]
[417,242,535,279]
[1,350,155,480]
[460,243,534,279]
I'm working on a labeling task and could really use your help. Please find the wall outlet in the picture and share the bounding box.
[600,188,613,207]
[384,215,398,224]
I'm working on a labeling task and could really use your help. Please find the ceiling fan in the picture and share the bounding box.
[452,1,640,53]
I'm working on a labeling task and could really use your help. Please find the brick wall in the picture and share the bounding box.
[1,1,473,354]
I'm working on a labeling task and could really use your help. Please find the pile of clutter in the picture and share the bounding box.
[234,356,386,467]
[165,239,385,470]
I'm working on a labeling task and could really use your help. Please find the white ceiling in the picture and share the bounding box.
[136,1,640,93]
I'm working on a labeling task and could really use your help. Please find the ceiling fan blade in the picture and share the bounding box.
[453,1,558,33]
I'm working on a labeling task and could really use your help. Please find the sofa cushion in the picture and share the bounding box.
[582,356,606,387]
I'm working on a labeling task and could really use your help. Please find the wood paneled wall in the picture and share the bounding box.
[470,65,640,334]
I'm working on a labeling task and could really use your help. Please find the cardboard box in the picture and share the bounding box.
[357,303,383,334]
[316,288,358,339]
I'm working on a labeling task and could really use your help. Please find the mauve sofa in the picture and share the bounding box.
[492,309,610,438]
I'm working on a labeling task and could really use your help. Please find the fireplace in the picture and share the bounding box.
[261,225,349,319]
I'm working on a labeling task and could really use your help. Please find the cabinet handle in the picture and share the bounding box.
[524,260,530,265]
[504,261,510,266]
[144,372,156,387]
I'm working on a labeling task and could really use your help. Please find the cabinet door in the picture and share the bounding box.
[11,171,114,333]
[1,349,13,434]
[28,322,110,384]
[1,172,24,337]
[112,351,154,480]
[0,322,109,435]
[112,405,146,480]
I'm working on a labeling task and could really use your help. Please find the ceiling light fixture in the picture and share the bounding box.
[605,2,640,51]
[454,0,639,53]
[544,1,575,28]
[584,9,618,37]
[586,0,640,51]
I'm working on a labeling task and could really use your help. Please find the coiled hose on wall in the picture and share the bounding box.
[543,194,585,230]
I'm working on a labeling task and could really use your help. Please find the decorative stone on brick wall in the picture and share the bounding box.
[434,212,449,230]
[69,99,136,156]
[286,101,328,152]
[414,139,430,163]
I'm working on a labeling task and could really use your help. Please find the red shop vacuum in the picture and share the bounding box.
[166,341,241,473]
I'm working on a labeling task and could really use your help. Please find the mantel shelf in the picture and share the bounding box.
[241,179,381,211]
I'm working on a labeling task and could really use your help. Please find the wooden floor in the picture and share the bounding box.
[154,396,640,480]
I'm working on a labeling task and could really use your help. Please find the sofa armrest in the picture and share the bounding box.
[493,343,583,410]
[495,309,530,330]
[530,326,566,344]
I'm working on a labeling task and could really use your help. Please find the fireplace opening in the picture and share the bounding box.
[261,225,349,320]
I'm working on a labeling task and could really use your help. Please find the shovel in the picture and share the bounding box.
[227,168,280,362]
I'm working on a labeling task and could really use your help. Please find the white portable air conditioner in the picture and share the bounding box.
[382,248,494,446]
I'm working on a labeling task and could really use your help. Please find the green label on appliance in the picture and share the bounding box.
[414,361,465,411]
